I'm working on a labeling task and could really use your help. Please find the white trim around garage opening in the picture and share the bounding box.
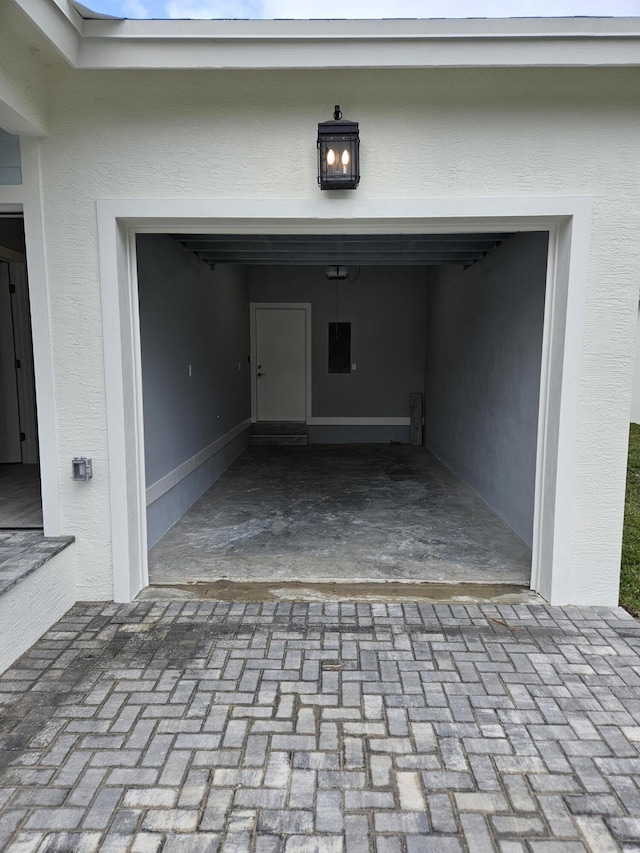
[96,196,592,605]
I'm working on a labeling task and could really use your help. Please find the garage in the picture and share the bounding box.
[137,229,547,590]
[4,5,638,676]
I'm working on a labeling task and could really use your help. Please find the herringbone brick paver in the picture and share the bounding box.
[0,602,639,851]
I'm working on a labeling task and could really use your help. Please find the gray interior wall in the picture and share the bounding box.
[137,235,250,546]
[424,232,548,545]
[0,130,21,185]
[249,265,427,439]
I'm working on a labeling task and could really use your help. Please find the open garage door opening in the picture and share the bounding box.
[136,230,548,591]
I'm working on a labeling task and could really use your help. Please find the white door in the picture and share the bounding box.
[255,307,306,422]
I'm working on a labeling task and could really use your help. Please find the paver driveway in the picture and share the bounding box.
[0,600,639,852]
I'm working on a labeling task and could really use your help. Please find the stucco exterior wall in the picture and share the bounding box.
[0,544,76,675]
[32,63,640,603]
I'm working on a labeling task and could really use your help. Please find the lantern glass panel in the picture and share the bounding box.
[317,122,360,190]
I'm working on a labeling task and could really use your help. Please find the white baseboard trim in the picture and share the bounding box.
[146,419,250,506]
[308,417,410,426]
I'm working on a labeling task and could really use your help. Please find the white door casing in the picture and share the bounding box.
[0,138,64,538]
[252,305,307,422]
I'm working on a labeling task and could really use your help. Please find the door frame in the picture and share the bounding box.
[0,137,62,537]
[97,195,592,604]
[250,302,312,424]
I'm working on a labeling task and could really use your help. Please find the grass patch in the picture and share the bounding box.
[621,423,640,615]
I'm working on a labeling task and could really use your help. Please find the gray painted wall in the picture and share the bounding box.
[0,130,21,185]
[249,265,427,441]
[137,234,250,546]
[424,232,548,545]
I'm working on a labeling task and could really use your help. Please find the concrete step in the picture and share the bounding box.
[251,421,308,436]
[249,434,309,446]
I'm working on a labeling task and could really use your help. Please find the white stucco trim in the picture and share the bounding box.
[250,302,312,425]
[13,138,63,538]
[0,104,44,138]
[146,418,251,507]
[97,217,148,601]
[0,543,76,676]
[309,418,411,426]
[97,195,591,606]
[541,213,592,604]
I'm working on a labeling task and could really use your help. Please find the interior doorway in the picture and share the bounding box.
[0,216,41,528]
[251,304,309,423]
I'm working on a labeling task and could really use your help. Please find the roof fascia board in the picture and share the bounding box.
[81,16,640,37]
[11,0,82,65]
[75,17,640,69]
[77,33,640,70]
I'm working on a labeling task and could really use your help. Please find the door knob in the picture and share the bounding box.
[257,372,265,377]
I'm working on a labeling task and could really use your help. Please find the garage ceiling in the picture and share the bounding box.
[172,233,514,269]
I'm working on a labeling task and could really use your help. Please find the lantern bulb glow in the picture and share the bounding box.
[327,148,336,166]
[341,149,350,166]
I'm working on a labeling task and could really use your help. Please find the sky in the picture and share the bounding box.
[84,0,640,20]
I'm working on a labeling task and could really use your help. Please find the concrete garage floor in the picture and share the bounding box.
[149,445,532,589]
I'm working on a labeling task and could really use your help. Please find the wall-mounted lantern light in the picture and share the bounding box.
[317,105,360,190]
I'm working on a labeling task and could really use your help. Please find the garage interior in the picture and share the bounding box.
[138,230,548,589]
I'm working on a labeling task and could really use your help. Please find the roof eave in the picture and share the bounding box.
[11,2,640,71]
